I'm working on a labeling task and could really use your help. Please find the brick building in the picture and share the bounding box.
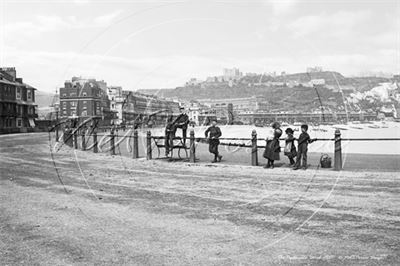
[59,77,115,124]
[0,67,38,134]
[116,91,180,126]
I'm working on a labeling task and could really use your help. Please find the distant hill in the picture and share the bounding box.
[137,71,394,113]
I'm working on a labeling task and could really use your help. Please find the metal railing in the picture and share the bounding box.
[54,124,400,171]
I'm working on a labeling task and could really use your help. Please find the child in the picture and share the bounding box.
[293,124,316,170]
[284,128,297,165]
[263,122,282,169]
[205,119,222,163]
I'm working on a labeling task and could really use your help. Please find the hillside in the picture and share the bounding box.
[138,71,394,112]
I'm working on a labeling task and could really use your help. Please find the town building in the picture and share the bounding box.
[107,86,124,125]
[0,67,38,133]
[198,96,268,114]
[108,89,181,126]
[307,66,323,73]
[59,77,115,124]
[183,101,218,126]
[237,111,376,125]
[223,67,242,81]
[185,78,202,86]
[310,79,326,86]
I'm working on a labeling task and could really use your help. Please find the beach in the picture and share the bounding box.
[0,132,399,265]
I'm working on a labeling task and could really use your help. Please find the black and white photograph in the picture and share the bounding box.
[0,0,399,265]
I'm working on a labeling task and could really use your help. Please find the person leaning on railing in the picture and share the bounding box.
[205,119,223,163]
[293,124,317,170]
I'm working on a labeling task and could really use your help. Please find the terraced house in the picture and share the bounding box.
[0,67,38,134]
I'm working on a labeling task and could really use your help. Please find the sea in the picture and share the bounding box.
[152,121,400,155]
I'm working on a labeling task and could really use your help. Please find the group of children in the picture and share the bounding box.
[263,123,316,170]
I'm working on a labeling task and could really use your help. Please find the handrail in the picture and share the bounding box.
[59,126,400,171]
[81,133,400,142]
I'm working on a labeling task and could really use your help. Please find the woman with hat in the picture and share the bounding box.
[284,127,297,165]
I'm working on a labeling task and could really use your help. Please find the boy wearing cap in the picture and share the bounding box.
[293,124,316,170]
[205,119,222,163]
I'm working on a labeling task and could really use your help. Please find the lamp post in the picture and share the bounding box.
[55,108,59,141]
[55,88,59,141]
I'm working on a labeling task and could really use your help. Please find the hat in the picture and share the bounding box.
[285,127,294,134]
[271,121,280,129]
[301,124,309,130]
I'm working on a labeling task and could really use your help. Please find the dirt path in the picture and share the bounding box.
[0,133,399,265]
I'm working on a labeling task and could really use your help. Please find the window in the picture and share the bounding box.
[16,88,21,100]
[83,92,87,96]
[63,102,67,107]
[83,101,87,104]
[27,90,32,101]
[17,118,22,127]
[62,94,66,97]
[71,102,75,107]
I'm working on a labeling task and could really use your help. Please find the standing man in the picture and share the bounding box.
[172,107,189,145]
[205,119,222,163]
[164,115,175,157]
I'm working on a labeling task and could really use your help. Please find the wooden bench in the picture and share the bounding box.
[151,136,189,159]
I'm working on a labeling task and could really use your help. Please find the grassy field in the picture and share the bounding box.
[0,132,399,265]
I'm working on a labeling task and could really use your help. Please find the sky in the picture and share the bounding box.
[0,0,399,92]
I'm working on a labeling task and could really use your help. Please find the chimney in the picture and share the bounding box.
[0,67,17,81]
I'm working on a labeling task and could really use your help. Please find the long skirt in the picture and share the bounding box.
[263,139,280,161]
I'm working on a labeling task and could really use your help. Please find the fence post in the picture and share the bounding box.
[146,131,152,160]
[334,129,342,171]
[133,130,139,159]
[73,129,78,149]
[55,124,59,142]
[110,128,116,155]
[81,129,86,151]
[251,129,258,166]
[93,128,98,153]
[189,129,195,163]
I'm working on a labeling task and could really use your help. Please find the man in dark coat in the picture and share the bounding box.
[205,119,222,163]
[164,115,174,156]
[172,107,189,145]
